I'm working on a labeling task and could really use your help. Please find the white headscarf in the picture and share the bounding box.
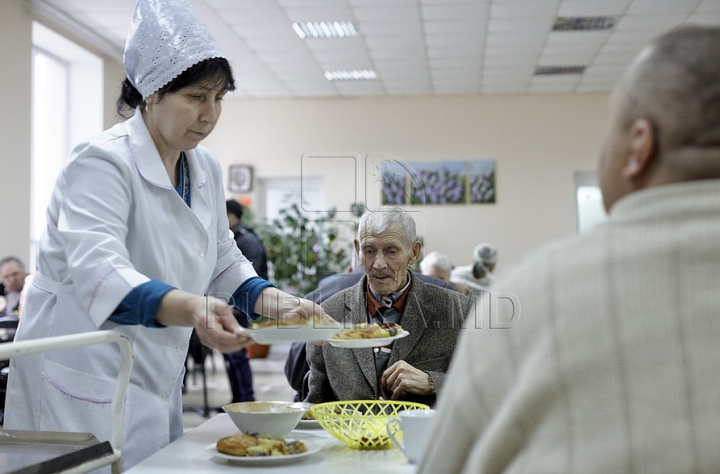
[123,0,226,98]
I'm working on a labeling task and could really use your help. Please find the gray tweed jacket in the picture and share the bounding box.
[306,272,471,406]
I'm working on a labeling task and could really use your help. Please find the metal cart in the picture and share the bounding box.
[0,331,133,474]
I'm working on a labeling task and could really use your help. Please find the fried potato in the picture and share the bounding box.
[334,323,402,340]
[216,433,306,457]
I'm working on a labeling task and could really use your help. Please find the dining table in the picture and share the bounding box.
[125,413,418,473]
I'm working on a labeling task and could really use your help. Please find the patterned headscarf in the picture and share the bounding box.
[123,0,225,98]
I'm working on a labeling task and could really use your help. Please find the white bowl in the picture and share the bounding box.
[222,401,305,438]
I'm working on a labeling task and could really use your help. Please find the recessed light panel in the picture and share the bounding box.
[324,70,377,81]
[292,22,357,39]
[534,66,586,75]
[553,16,617,31]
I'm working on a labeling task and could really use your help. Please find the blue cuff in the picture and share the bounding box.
[110,280,175,328]
[232,277,277,322]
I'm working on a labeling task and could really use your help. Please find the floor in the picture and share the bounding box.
[182,342,295,431]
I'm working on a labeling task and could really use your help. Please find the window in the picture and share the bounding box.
[31,22,102,265]
[574,170,608,233]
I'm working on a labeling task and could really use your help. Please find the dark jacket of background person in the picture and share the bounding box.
[231,224,268,280]
[305,274,469,405]
[284,266,453,401]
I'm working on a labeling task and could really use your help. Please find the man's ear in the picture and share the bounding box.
[622,118,657,180]
[408,241,422,266]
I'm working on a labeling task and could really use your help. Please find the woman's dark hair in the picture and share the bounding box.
[116,57,235,118]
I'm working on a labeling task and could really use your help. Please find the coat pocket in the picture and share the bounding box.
[39,358,116,440]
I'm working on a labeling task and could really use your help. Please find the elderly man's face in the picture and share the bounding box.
[356,225,421,296]
[1,261,25,293]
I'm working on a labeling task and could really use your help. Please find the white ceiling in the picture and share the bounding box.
[31,0,720,98]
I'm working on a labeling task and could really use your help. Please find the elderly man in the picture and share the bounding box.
[306,206,470,405]
[419,26,720,473]
[449,243,498,294]
[0,257,26,317]
[419,251,453,282]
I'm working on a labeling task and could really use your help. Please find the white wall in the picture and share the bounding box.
[207,93,610,271]
[0,1,33,265]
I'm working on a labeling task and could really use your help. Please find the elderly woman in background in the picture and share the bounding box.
[4,0,331,469]
[450,243,498,294]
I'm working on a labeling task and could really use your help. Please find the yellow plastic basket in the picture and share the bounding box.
[309,400,430,449]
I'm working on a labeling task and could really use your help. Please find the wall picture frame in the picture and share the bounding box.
[228,164,253,193]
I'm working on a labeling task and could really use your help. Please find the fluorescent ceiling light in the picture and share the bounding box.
[553,16,617,31]
[293,21,357,39]
[535,65,586,75]
[324,70,377,81]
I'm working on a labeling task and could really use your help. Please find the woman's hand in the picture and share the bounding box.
[253,287,337,325]
[156,290,251,353]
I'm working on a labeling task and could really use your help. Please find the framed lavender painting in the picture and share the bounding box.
[468,160,496,203]
[380,160,409,205]
[408,161,466,205]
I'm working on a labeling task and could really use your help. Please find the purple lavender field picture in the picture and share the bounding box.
[408,161,466,205]
[469,160,496,203]
[380,161,409,205]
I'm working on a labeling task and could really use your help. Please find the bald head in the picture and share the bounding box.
[600,26,720,210]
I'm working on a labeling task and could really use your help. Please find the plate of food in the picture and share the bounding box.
[235,317,341,344]
[295,410,322,429]
[206,433,320,465]
[328,323,410,349]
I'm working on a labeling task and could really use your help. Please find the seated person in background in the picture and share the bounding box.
[419,251,453,282]
[306,206,470,405]
[285,248,453,401]
[0,257,27,317]
[419,26,720,474]
[449,243,497,294]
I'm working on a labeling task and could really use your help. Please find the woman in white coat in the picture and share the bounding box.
[4,0,331,469]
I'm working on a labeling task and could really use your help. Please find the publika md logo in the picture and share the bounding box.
[467,291,521,329]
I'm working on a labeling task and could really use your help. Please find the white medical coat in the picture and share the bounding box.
[5,108,257,469]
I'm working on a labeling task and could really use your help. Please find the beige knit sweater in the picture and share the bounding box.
[419,180,720,474]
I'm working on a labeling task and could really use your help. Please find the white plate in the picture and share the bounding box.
[295,419,322,429]
[235,324,341,344]
[327,330,410,348]
[206,442,321,465]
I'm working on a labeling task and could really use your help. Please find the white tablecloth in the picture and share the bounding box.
[125,413,417,474]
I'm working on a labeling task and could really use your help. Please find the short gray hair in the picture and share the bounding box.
[0,256,25,272]
[619,25,720,179]
[473,243,497,265]
[420,251,452,275]
[357,206,416,247]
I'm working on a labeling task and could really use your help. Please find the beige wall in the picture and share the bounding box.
[206,93,610,271]
[0,0,610,273]
[0,2,124,266]
[0,0,33,265]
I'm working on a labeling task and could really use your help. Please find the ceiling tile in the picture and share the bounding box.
[542,41,602,55]
[557,0,631,17]
[217,6,287,24]
[334,80,386,96]
[349,0,417,5]
[426,34,484,47]
[423,21,486,34]
[482,84,528,94]
[696,0,720,12]
[422,3,489,20]
[626,0,702,14]
[277,0,350,7]
[546,30,611,45]
[283,7,356,23]
[360,22,423,36]
[352,5,421,23]
[485,30,550,44]
[488,17,555,33]
[490,1,559,18]
[538,52,595,66]
[685,12,720,23]
[616,13,688,29]
[434,84,481,94]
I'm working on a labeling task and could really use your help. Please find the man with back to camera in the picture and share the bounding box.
[419,26,720,473]
[306,206,470,405]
